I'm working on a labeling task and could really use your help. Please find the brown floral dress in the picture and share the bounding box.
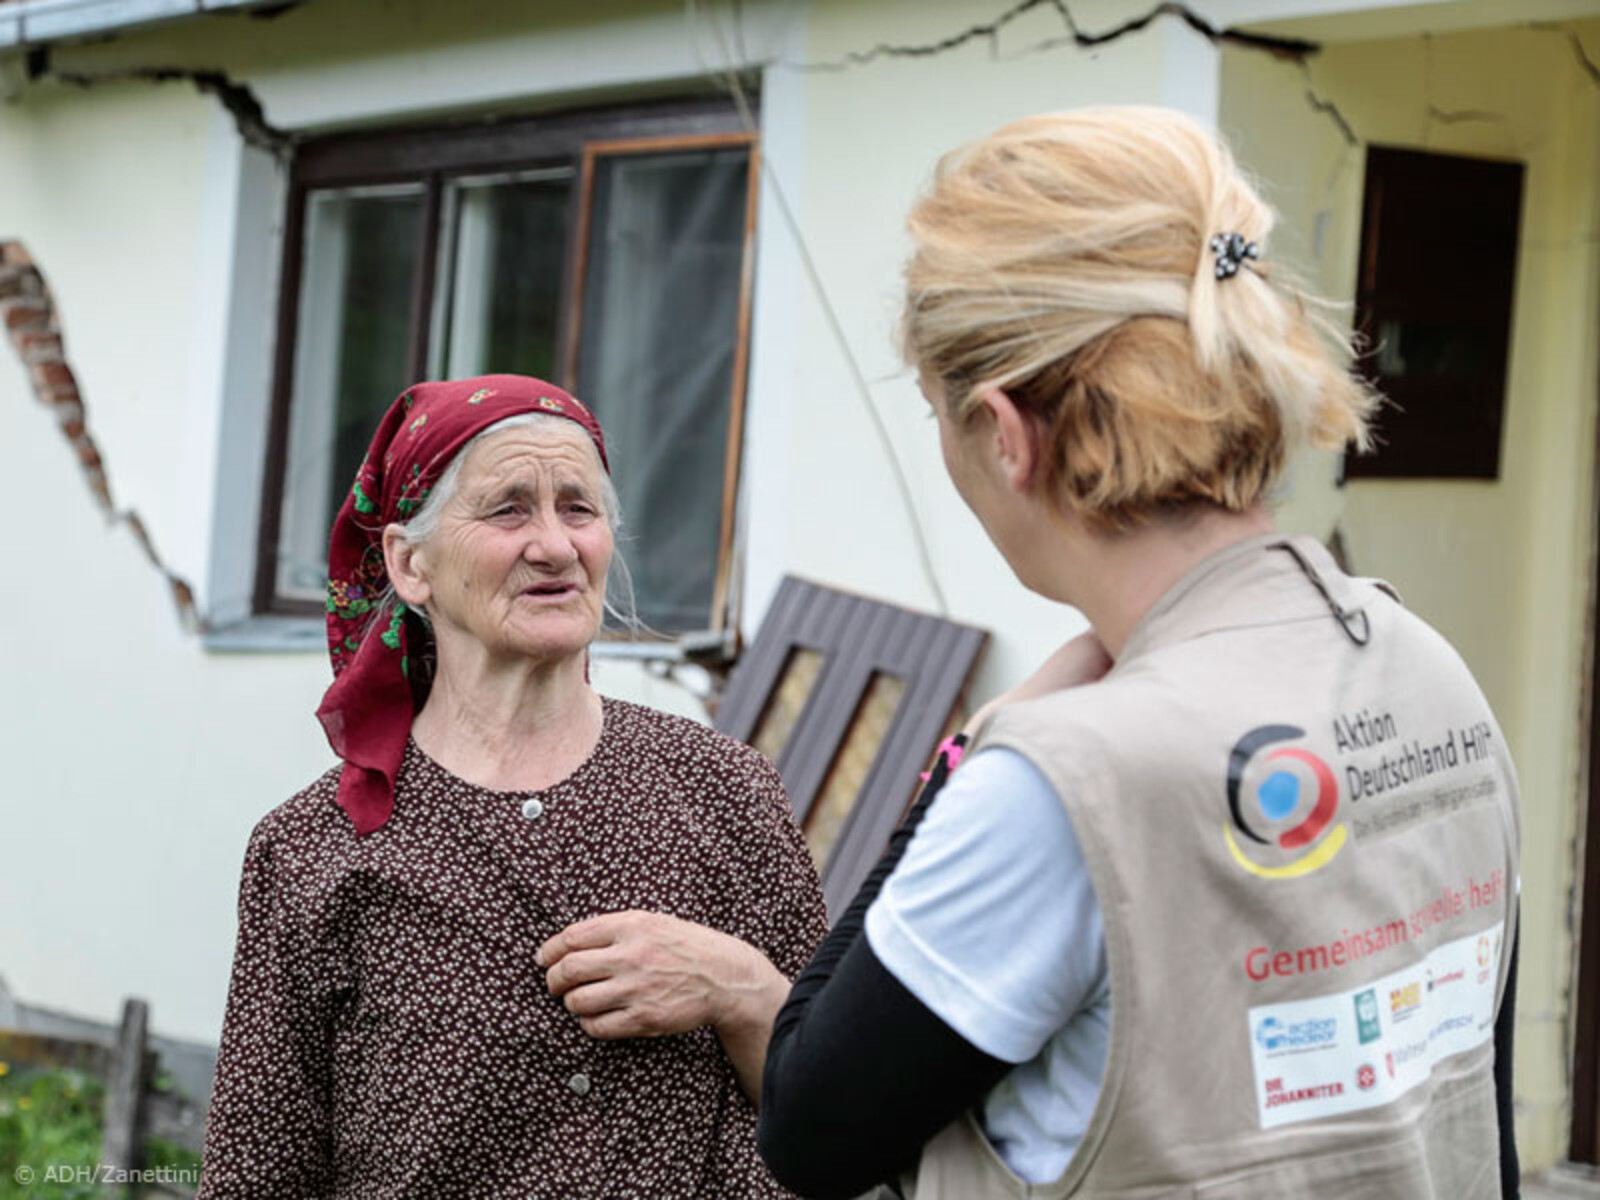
[197,698,827,1199]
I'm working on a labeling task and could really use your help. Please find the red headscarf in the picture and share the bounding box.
[316,375,609,836]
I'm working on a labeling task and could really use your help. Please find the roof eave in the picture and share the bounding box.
[0,0,286,52]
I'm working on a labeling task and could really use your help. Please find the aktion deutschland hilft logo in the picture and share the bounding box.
[1224,725,1346,879]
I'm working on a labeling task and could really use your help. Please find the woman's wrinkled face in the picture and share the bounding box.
[416,425,613,667]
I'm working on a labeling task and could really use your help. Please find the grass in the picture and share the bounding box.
[0,1064,105,1198]
[0,1063,201,1198]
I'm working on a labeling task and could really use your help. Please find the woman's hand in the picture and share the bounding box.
[538,910,790,1104]
[963,630,1113,739]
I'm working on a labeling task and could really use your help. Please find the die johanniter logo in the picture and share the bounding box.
[1225,724,1346,879]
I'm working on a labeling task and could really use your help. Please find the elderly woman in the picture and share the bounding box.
[198,375,825,1198]
[758,108,1521,1200]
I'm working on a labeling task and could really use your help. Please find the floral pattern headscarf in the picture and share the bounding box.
[315,375,609,836]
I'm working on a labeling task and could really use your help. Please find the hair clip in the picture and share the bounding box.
[1209,232,1260,280]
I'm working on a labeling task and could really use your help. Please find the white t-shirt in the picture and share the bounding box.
[865,747,1110,1184]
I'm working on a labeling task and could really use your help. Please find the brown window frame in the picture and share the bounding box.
[253,94,759,635]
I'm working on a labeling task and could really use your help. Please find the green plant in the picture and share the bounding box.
[0,1064,107,1198]
[0,1063,201,1198]
[143,1136,201,1177]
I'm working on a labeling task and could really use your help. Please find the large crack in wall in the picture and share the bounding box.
[3,55,292,637]
[27,48,294,159]
[790,0,1318,69]
[779,0,1369,148]
[0,241,205,632]
[780,3,1594,154]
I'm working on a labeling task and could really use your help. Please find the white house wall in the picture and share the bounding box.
[741,0,1225,707]
[1219,18,1600,1165]
[0,0,1560,1067]
[0,78,333,1047]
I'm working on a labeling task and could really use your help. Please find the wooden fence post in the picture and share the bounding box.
[101,997,150,1176]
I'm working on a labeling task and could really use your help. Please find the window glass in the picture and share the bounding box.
[276,184,424,602]
[431,169,573,381]
[804,671,907,871]
[576,147,750,631]
[751,647,826,761]
[1348,146,1523,480]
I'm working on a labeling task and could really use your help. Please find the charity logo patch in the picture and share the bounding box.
[1389,981,1423,1024]
[1476,930,1501,984]
[1224,725,1347,879]
[1254,1015,1338,1055]
[1248,927,1500,1130]
[1354,988,1382,1044]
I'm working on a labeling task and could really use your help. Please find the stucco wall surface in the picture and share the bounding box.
[1221,16,1600,1167]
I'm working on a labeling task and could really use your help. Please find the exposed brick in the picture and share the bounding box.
[30,360,76,392]
[4,238,203,627]
[169,578,199,625]
[10,271,42,299]
[0,267,42,303]
[84,468,112,509]
[41,384,81,410]
[16,331,63,363]
[2,300,49,332]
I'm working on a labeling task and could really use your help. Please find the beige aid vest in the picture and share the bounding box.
[904,535,1521,1200]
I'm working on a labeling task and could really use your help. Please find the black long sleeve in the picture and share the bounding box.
[759,741,1012,1200]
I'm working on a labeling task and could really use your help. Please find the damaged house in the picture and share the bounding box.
[2,0,1600,1182]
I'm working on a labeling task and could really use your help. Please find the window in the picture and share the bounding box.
[1347,145,1524,480]
[255,97,758,634]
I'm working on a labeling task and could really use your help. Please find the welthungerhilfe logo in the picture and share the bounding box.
[1354,988,1382,1045]
[1225,724,1347,879]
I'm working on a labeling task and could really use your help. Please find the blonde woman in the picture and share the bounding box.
[758,109,1521,1200]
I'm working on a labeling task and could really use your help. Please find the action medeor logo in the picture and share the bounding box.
[1224,724,1347,879]
[1254,1014,1338,1055]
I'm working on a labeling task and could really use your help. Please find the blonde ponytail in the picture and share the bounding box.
[903,106,1375,530]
